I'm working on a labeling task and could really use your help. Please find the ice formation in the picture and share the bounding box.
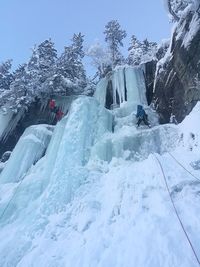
[94,66,147,108]
[0,108,25,142]
[0,124,54,183]
[0,66,200,267]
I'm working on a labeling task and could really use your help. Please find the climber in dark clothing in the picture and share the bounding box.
[136,105,151,128]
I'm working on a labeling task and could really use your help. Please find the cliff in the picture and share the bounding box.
[154,10,200,123]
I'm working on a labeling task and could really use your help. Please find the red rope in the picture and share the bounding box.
[154,154,200,266]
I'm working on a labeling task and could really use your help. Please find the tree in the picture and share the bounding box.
[140,39,158,63]
[127,36,157,66]
[104,20,127,67]
[0,60,13,91]
[57,33,86,88]
[37,39,57,82]
[86,41,112,78]
[9,64,32,109]
[127,35,143,65]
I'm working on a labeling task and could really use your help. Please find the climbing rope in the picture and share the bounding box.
[154,154,200,266]
[168,152,200,183]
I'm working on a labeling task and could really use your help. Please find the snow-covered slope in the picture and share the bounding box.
[0,67,200,267]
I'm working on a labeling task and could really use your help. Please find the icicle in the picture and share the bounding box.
[94,77,109,107]
[0,108,25,143]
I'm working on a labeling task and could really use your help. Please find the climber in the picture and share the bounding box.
[49,99,64,121]
[56,109,64,121]
[49,99,56,111]
[136,105,151,128]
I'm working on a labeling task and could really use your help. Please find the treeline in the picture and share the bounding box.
[0,20,163,112]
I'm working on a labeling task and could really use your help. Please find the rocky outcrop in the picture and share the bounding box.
[143,60,157,105]
[0,96,74,158]
[154,11,200,123]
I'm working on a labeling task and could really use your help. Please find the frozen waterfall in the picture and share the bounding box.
[1,66,199,267]
[94,66,147,108]
[0,124,54,183]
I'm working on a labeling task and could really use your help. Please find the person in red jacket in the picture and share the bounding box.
[49,99,56,111]
[56,109,64,121]
[49,99,64,121]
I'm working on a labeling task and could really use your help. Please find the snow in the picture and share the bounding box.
[0,67,200,266]
[182,12,200,49]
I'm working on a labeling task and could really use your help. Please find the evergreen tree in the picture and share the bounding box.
[9,64,32,109]
[127,35,143,65]
[37,39,57,82]
[140,39,158,63]
[26,46,40,95]
[127,36,157,66]
[27,46,39,79]
[57,33,86,88]
[0,60,13,91]
[104,20,127,67]
[86,42,112,78]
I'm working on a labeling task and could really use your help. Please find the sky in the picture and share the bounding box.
[0,0,171,73]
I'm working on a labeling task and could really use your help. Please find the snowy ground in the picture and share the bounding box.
[0,68,200,266]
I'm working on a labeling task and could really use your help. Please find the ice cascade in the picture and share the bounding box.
[94,66,147,108]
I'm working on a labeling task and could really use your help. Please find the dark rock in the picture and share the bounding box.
[154,11,200,123]
[0,95,73,158]
[0,151,11,163]
[143,60,157,105]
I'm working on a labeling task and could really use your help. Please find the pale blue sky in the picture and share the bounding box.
[0,0,171,71]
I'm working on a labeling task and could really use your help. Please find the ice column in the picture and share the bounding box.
[40,96,113,210]
[0,124,54,183]
[94,77,109,107]
[125,67,147,105]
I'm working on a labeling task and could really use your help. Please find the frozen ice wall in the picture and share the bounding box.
[0,108,25,143]
[0,125,54,183]
[125,67,147,104]
[94,66,147,108]
[0,110,13,139]
[94,77,109,107]
[39,96,113,211]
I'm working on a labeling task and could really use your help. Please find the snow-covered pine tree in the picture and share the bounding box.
[86,42,112,78]
[127,35,143,66]
[0,64,31,111]
[71,33,86,87]
[37,39,57,83]
[127,36,157,66]
[9,64,32,109]
[104,20,127,68]
[26,46,41,97]
[57,33,86,90]
[0,60,13,91]
[140,39,158,63]
[27,39,58,97]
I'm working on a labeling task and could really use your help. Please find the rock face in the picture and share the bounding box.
[143,61,157,105]
[154,11,200,123]
[0,96,74,158]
